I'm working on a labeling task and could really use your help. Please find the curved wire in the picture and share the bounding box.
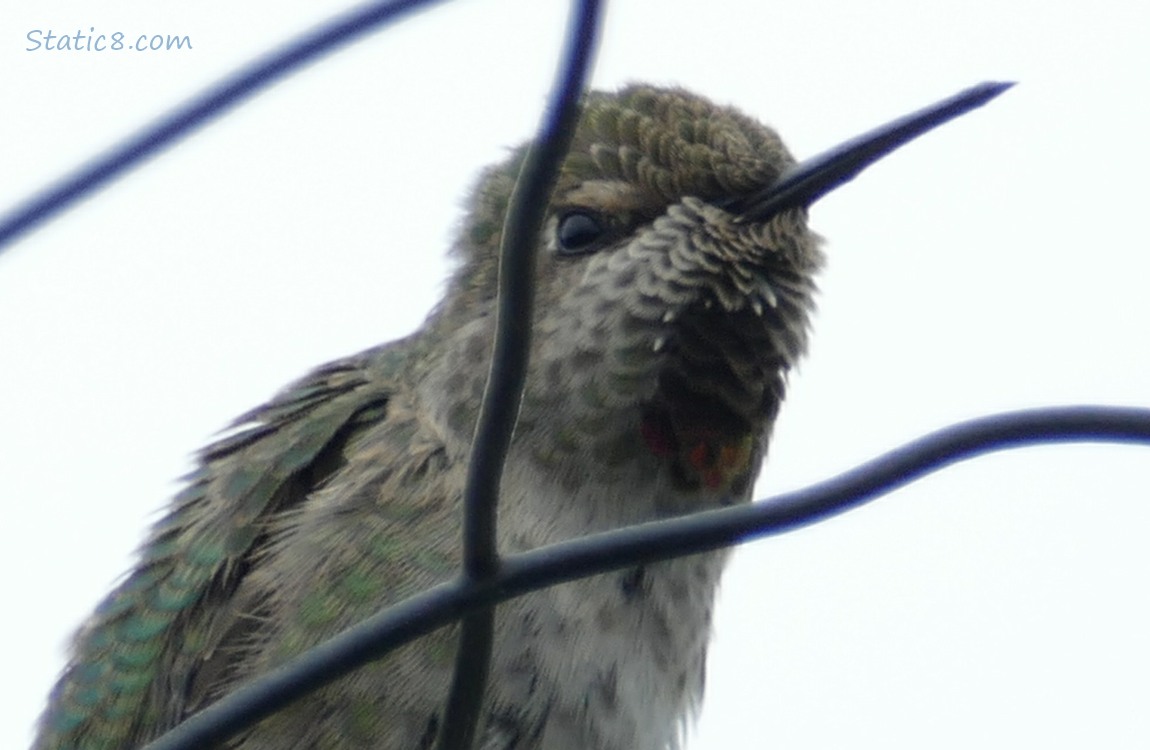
[141,405,1150,750]
[0,0,447,254]
[439,1,604,748]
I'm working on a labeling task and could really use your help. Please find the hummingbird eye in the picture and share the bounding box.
[556,210,606,255]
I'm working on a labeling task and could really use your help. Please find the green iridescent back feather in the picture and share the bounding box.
[34,342,408,749]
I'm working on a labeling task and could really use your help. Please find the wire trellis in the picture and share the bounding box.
[4,2,1148,750]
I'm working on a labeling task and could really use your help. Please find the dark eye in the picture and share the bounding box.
[556,210,606,255]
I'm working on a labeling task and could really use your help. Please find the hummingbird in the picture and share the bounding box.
[34,82,1009,750]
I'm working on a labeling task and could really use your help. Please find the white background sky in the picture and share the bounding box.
[2,1,1148,747]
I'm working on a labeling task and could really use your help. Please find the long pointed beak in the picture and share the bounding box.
[735,81,1014,223]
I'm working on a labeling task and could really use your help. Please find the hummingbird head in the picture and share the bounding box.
[428,82,1010,505]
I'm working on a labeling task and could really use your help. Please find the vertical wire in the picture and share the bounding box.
[436,1,604,748]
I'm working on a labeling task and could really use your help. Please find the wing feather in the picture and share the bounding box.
[34,341,410,749]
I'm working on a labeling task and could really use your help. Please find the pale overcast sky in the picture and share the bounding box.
[2,1,1148,748]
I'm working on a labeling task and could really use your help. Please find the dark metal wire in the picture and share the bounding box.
[460,0,602,583]
[438,1,604,748]
[140,405,1150,750]
[0,0,448,255]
